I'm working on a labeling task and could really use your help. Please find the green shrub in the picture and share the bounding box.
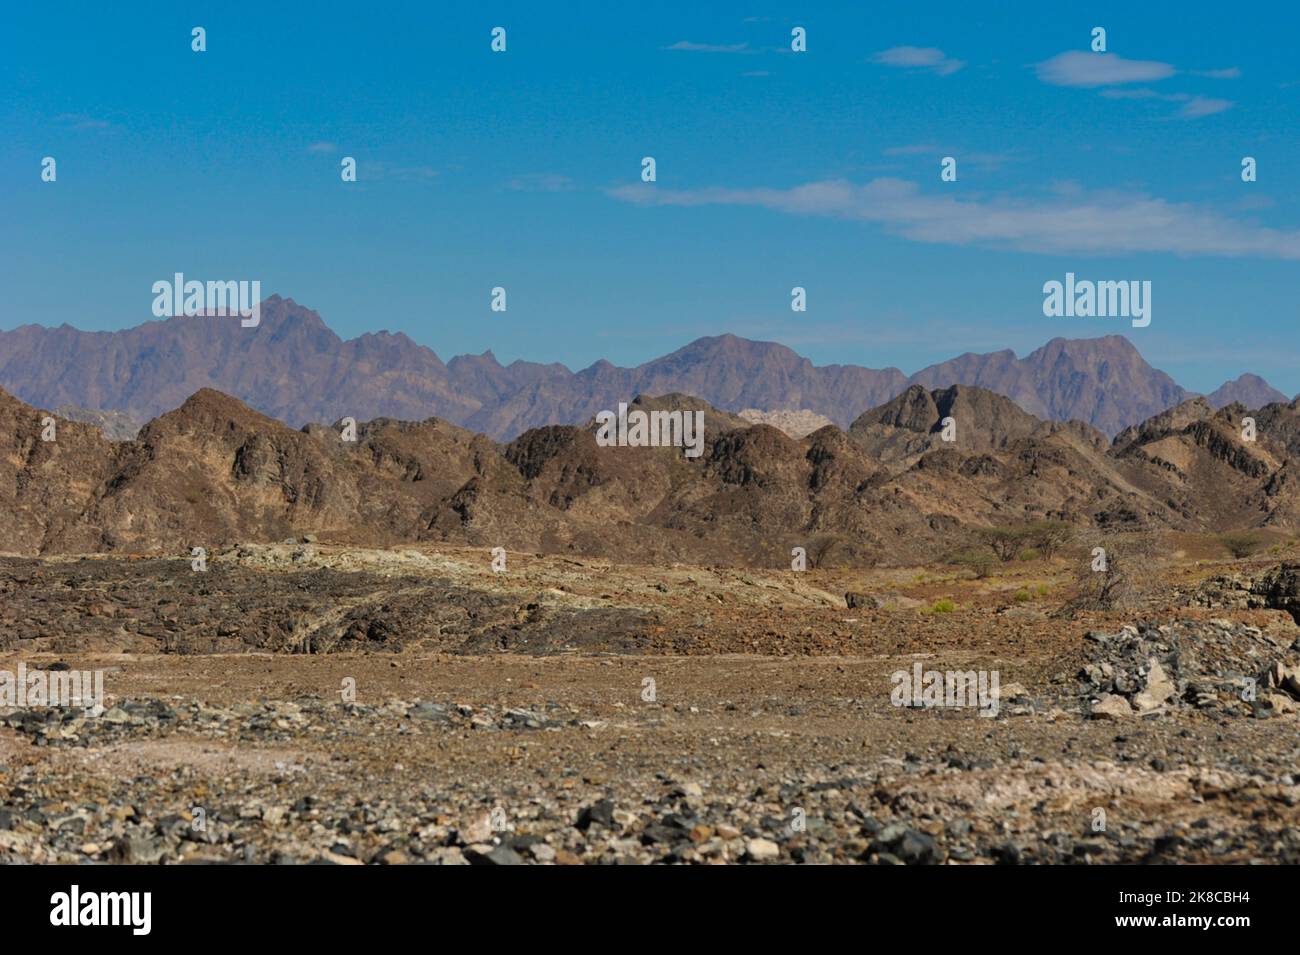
[1219,531,1265,559]
[948,549,994,580]
[979,521,1073,562]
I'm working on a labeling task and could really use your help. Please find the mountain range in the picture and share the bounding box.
[6,374,1300,565]
[0,296,1286,441]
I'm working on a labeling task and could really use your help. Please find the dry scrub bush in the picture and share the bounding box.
[1056,532,1167,616]
[977,520,1072,562]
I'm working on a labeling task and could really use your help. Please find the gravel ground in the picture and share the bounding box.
[1,547,1298,865]
[1,652,1298,865]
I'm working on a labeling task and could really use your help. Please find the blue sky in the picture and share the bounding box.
[3,1,1299,394]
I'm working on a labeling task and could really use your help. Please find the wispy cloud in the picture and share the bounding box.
[505,173,576,192]
[664,40,752,54]
[306,141,338,154]
[363,162,438,182]
[1039,52,1236,118]
[872,46,964,76]
[883,144,1022,169]
[1098,88,1167,100]
[1193,68,1241,79]
[54,113,111,130]
[1177,96,1233,118]
[1099,88,1234,118]
[608,178,1300,260]
[1036,51,1175,87]
[883,144,945,156]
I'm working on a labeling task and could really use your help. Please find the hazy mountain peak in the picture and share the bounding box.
[1206,373,1288,410]
[0,302,1273,444]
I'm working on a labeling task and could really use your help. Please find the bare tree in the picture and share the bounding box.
[1057,532,1166,616]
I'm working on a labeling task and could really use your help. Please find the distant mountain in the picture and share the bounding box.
[908,336,1188,438]
[738,408,835,438]
[0,297,480,432]
[54,405,141,442]
[1206,373,1289,410]
[0,296,1220,440]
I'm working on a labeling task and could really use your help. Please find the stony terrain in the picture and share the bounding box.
[737,407,835,438]
[8,365,1300,568]
[1,544,1298,865]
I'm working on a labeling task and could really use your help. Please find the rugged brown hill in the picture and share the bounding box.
[847,384,1058,469]
[0,298,1206,441]
[1110,397,1289,530]
[0,389,119,553]
[8,382,1300,567]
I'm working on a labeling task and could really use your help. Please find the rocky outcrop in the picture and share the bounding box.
[1079,620,1300,718]
[1194,563,1300,622]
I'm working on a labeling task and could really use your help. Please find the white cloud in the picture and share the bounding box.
[1097,88,1234,118]
[608,178,1300,260]
[883,144,1020,168]
[872,46,964,76]
[1098,88,1165,100]
[883,143,942,156]
[664,40,751,53]
[364,162,438,182]
[1040,53,1235,118]
[54,113,111,130]
[306,142,338,154]
[505,173,576,192]
[1178,96,1233,118]
[1036,51,1175,87]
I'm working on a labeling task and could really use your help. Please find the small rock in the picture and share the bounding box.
[466,845,524,866]
[458,812,494,845]
[529,843,557,863]
[1091,694,1134,720]
[576,799,616,831]
[1133,659,1176,712]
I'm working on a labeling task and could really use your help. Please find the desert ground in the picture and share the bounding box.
[1,539,1298,865]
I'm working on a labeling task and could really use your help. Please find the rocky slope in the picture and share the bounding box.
[54,406,142,442]
[737,408,835,438]
[10,378,1300,565]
